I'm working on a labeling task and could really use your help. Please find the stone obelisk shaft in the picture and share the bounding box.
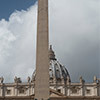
[35,0,49,100]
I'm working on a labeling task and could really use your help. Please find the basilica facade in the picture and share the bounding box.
[0,46,100,100]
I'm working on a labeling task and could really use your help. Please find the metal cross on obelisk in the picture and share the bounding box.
[35,0,49,100]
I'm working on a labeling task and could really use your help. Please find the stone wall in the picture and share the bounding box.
[50,96,100,100]
[0,96,100,100]
[0,77,100,99]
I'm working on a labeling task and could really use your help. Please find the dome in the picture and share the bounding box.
[32,45,71,83]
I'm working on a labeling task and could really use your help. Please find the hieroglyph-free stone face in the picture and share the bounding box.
[35,0,49,100]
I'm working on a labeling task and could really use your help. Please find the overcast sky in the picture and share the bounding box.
[0,0,100,82]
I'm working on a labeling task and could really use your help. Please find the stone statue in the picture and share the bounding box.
[0,77,4,83]
[27,76,30,83]
[80,76,85,83]
[93,76,97,83]
[67,76,70,83]
[14,76,22,83]
[14,76,17,83]
[80,76,83,83]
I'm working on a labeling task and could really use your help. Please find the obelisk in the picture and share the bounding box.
[35,0,49,100]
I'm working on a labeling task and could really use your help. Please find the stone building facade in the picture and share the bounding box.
[0,47,100,100]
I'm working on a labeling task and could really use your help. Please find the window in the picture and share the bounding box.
[71,89,77,93]
[19,89,25,94]
[71,87,78,94]
[18,86,26,94]
[6,89,11,95]
[57,89,61,93]
[86,89,91,94]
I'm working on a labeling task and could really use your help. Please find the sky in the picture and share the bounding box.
[0,0,100,82]
[0,0,36,20]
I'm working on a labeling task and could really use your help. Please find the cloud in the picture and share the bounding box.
[0,0,99,82]
[0,4,37,82]
[49,0,100,82]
